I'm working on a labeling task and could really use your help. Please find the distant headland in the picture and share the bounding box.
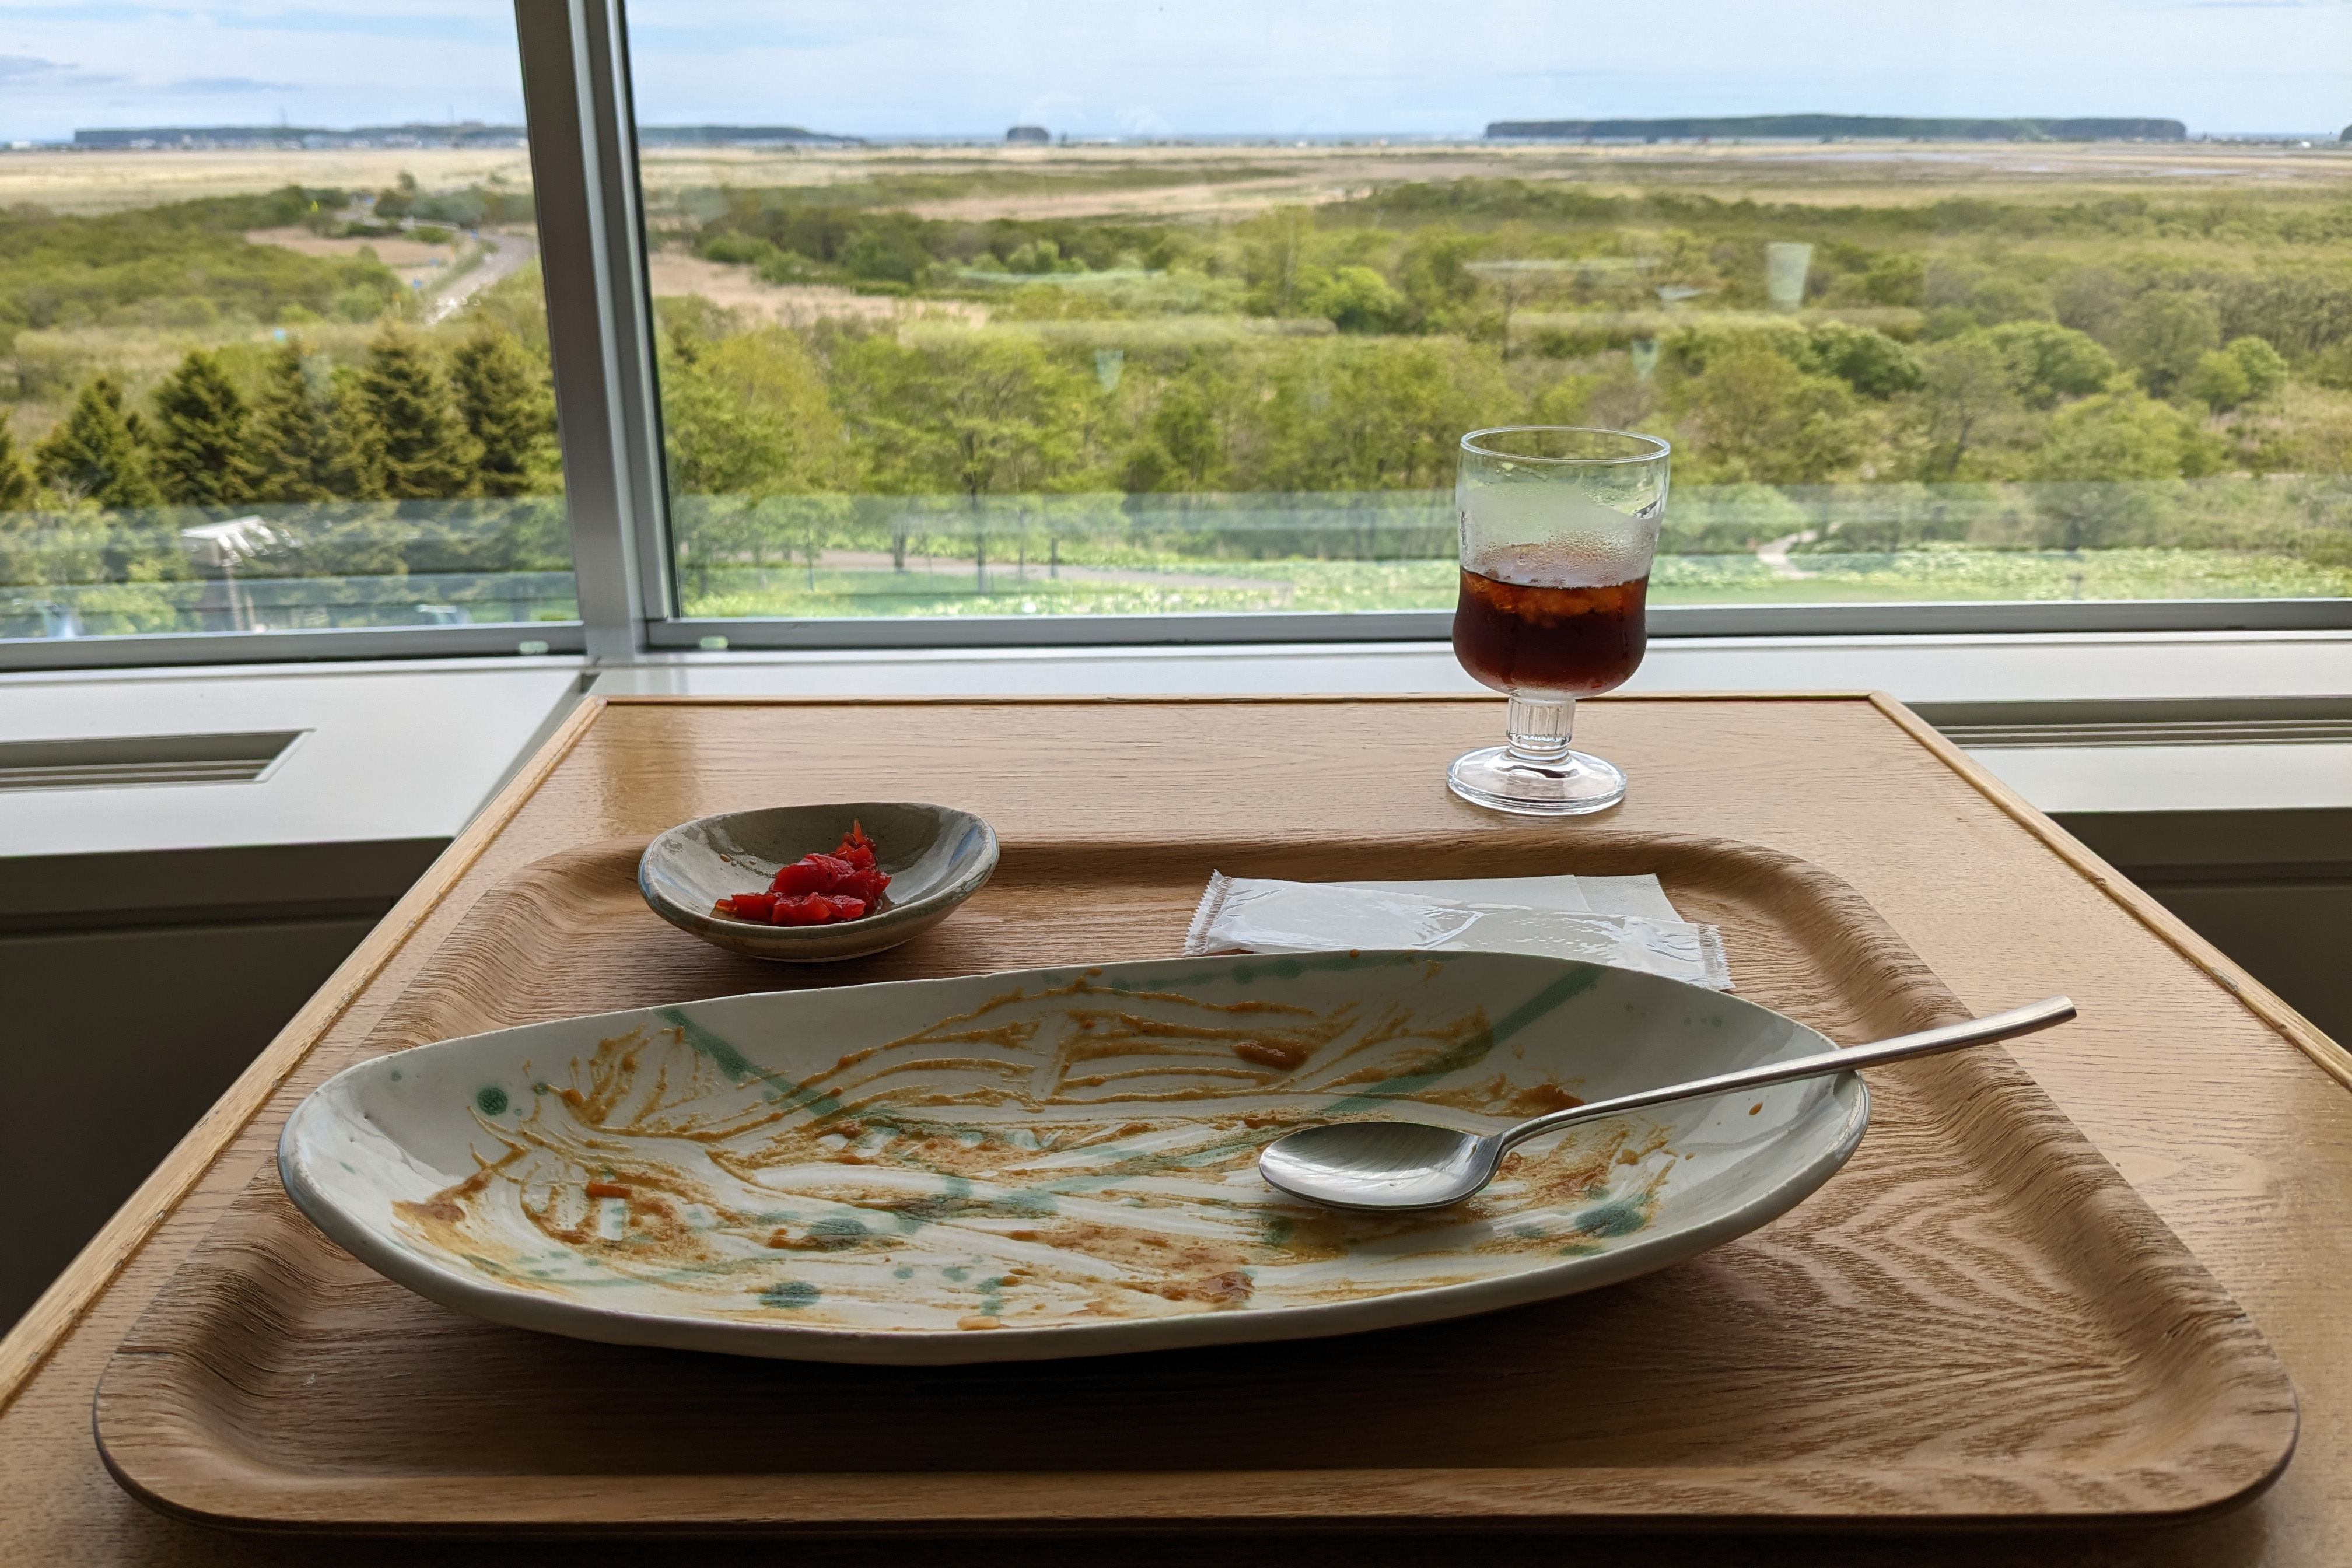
[1486,114,2188,142]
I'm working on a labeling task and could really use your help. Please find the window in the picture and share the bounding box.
[6,3,2346,666]
[620,1,2352,641]
[0,4,577,658]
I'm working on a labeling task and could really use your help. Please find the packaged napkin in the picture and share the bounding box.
[1184,872,1732,991]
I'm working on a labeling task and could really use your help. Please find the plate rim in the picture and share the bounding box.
[278,952,1872,1366]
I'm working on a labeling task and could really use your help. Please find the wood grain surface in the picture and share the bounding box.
[4,694,2350,1567]
[89,831,2293,1532]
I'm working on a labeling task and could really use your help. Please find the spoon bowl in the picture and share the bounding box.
[1258,1121,1500,1212]
[1261,996,2077,1212]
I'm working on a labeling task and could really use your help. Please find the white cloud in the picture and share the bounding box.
[0,5,524,139]
[167,76,303,93]
[0,51,123,88]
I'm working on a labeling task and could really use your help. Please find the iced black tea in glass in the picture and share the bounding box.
[1448,426,1670,814]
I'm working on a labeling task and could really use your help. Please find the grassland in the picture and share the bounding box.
[8,136,2352,628]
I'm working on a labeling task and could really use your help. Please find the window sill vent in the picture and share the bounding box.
[0,731,307,792]
[1919,698,2352,751]
[1945,719,2352,750]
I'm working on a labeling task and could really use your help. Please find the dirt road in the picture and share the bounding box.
[426,230,538,322]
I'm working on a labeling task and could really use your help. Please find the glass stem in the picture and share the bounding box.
[1504,696,1574,765]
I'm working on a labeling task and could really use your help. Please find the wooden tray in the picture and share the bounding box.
[93,829,2298,1536]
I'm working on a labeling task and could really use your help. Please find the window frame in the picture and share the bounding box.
[582,0,2352,653]
[640,598,2352,653]
[518,0,673,663]
[4,0,2349,674]
[0,623,587,672]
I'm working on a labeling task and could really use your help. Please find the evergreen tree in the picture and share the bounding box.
[349,328,479,500]
[327,365,383,499]
[151,349,257,506]
[34,376,160,508]
[249,341,335,502]
[0,416,35,512]
[450,324,554,497]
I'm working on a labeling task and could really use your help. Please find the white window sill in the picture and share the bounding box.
[0,659,583,864]
[0,631,2344,876]
[590,630,2352,820]
[590,628,2352,706]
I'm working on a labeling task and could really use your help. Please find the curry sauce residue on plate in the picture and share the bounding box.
[390,972,1676,1334]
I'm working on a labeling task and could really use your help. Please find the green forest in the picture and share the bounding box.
[6,162,2352,633]
[0,183,569,634]
[649,169,2352,614]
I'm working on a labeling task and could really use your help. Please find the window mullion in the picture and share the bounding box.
[514,0,668,663]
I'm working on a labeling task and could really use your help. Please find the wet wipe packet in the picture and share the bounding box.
[1183,873,1732,991]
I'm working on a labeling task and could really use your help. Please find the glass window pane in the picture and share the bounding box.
[625,3,2352,629]
[0,8,575,645]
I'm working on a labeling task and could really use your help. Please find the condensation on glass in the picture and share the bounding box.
[0,6,575,645]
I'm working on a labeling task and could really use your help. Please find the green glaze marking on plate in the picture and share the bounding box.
[993,1191,1056,1217]
[758,1281,820,1309]
[1320,964,1605,1114]
[803,1216,868,1250]
[875,1174,974,1230]
[475,1086,509,1116]
[1100,949,1423,996]
[388,1069,401,1082]
[1573,1196,1652,1239]
[656,1006,848,1119]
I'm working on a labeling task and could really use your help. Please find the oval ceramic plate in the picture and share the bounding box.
[638,802,997,963]
[280,951,1868,1364]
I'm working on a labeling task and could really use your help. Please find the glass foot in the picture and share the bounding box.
[1447,745,1626,816]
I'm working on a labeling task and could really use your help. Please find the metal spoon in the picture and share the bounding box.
[1258,995,2077,1212]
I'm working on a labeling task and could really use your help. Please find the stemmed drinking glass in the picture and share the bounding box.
[1448,426,1670,816]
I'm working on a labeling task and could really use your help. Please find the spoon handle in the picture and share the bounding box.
[1493,996,2077,1156]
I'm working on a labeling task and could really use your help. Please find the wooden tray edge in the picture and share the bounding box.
[1867,691,2352,1095]
[89,822,2300,1534]
[91,1448,2300,1538]
[0,695,612,1418]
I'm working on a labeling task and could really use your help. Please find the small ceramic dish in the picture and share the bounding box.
[638,802,997,963]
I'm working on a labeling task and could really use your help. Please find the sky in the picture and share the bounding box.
[0,0,2346,144]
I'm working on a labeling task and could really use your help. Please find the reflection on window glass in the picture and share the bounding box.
[627,1,2352,622]
[0,6,572,642]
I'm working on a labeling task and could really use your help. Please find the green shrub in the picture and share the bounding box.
[1808,322,1922,398]
[702,233,782,267]
[1986,321,2118,407]
[2227,335,2289,400]
[2185,349,2252,411]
